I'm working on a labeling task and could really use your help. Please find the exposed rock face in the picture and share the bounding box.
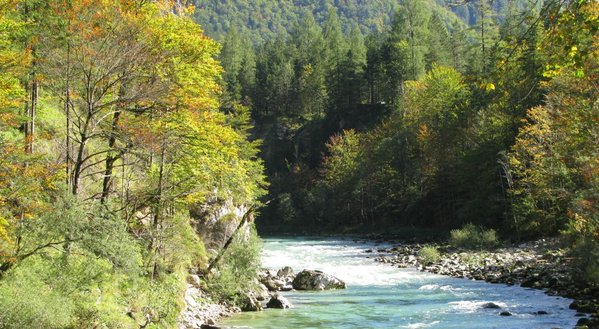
[190,197,251,256]
[292,270,346,290]
[266,294,293,309]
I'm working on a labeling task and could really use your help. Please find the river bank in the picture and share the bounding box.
[178,276,240,329]
[181,236,592,328]
[370,238,598,328]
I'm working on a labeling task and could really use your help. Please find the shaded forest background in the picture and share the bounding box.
[196,0,598,246]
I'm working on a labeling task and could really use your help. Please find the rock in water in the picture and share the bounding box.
[241,294,262,312]
[277,266,294,278]
[292,270,346,290]
[266,294,293,309]
[482,302,502,309]
[200,325,219,329]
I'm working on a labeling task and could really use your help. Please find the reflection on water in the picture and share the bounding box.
[220,237,577,329]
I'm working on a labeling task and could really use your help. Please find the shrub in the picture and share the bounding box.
[206,223,262,305]
[0,265,75,329]
[450,223,500,250]
[570,237,599,285]
[0,195,189,329]
[418,245,440,265]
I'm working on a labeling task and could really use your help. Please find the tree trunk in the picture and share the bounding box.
[26,76,37,154]
[151,141,166,279]
[101,84,127,203]
[71,112,91,196]
[65,43,72,186]
[101,110,122,203]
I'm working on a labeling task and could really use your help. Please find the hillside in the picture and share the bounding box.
[191,0,517,42]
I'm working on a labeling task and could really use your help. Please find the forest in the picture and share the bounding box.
[0,0,265,327]
[0,0,597,327]
[213,0,597,280]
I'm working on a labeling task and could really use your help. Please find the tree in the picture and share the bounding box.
[508,0,598,239]
[339,26,367,109]
[323,8,348,110]
[425,12,452,70]
[471,0,500,76]
[291,11,328,120]
[392,0,432,81]
[253,36,295,118]
[220,27,255,103]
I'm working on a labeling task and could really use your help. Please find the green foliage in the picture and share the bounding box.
[0,254,189,329]
[322,130,361,188]
[390,0,432,81]
[0,0,27,113]
[0,261,75,329]
[0,193,197,328]
[0,0,266,327]
[570,237,599,285]
[418,245,440,265]
[12,194,140,272]
[192,0,517,43]
[206,224,262,305]
[275,193,298,224]
[246,0,596,252]
[450,224,500,250]
[508,0,598,240]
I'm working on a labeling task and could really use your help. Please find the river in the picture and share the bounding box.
[220,237,578,328]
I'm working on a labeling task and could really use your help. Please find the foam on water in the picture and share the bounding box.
[404,321,440,329]
[262,237,432,286]
[448,300,509,313]
[221,237,579,329]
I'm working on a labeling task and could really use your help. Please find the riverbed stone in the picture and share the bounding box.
[500,311,512,316]
[292,270,346,290]
[241,294,263,312]
[255,284,270,301]
[576,317,590,326]
[200,319,219,329]
[482,302,502,309]
[187,274,202,288]
[277,266,294,278]
[266,294,293,309]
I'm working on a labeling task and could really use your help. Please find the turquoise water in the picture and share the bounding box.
[220,237,578,329]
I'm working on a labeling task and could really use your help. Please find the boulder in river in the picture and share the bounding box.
[277,266,294,278]
[259,267,296,292]
[200,325,219,329]
[241,294,263,312]
[482,302,502,309]
[292,270,346,290]
[266,294,293,309]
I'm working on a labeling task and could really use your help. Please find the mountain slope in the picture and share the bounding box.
[191,0,514,42]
